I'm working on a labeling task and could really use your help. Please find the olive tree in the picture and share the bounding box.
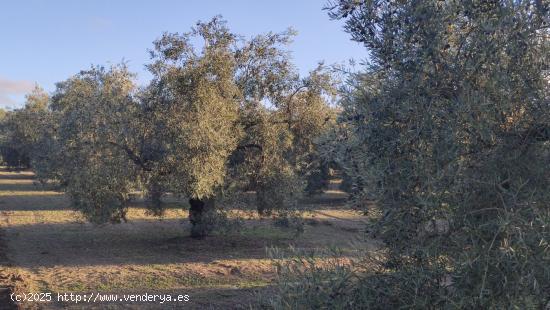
[0,86,49,168]
[335,0,549,307]
[36,17,338,238]
[234,61,338,213]
[139,19,243,236]
[272,1,549,308]
[142,18,338,235]
[34,65,140,223]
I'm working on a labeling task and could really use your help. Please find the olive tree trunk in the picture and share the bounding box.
[188,198,215,238]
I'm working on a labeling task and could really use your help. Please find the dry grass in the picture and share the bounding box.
[0,169,374,309]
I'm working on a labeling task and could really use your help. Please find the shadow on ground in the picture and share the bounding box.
[0,168,372,309]
[3,216,368,269]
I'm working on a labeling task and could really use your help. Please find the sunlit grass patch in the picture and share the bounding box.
[1,210,82,225]
[32,260,274,293]
[125,207,188,221]
[0,190,63,197]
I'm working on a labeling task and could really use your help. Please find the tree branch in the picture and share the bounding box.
[106,140,151,171]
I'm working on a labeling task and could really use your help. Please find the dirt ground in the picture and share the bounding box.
[0,169,374,309]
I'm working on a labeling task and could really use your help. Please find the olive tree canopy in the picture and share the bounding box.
[34,17,338,238]
[0,86,49,168]
[317,0,549,308]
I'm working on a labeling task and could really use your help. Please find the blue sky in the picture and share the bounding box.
[0,0,366,108]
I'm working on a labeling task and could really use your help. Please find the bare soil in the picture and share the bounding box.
[0,169,374,309]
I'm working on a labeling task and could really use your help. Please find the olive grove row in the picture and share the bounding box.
[0,17,340,237]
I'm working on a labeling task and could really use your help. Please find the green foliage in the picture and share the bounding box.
[0,86,49,168]
[146,18,242,202]
[270,263,353,308]
[303,162,330,196]
[300,0,550,308]
[38,65,139,223]
[256,166,303,215]
[267,248,450,310]
[266,247,366,310]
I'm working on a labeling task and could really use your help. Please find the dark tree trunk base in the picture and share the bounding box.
[147,184,163,216]
[188,198,215,239]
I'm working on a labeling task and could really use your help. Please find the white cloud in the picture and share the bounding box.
[0,77,34,93]
[0,76,35,108]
